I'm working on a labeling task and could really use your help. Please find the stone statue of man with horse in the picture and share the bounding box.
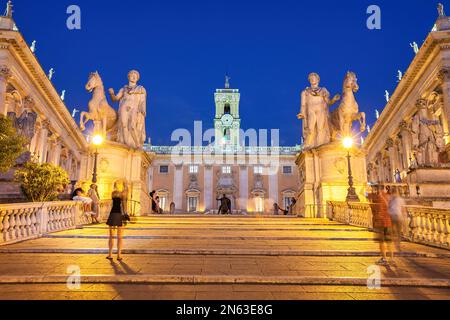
[79,70,147,149]
[298,71,366,149]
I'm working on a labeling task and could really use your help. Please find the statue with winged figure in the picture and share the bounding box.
[80,71,118,139]
[329,71,366,140]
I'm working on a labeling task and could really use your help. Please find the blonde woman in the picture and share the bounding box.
[106,186,125,261]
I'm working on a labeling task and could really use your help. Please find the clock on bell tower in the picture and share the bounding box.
[214,76,241,147]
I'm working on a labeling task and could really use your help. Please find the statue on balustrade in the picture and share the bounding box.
[80,72,118,139]
[329,72,366,140]
[411,100,445,167]
[109,70,147,149]
[297,73,340,149]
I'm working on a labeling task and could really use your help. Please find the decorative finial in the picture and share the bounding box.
[375,109,380,119]
[367,125,371,133]
[30,40,36,53]
[410,42,419,54]
[60,90,66,101]
[385,90,390,102]
[397,70,403,82]
[71,108,79,118]
[48,68,54,80]
[438,3,445,17]
[225,75,231,89]
[6,0,13,18]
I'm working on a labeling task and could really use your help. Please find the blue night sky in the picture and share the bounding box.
[12,0,439,146]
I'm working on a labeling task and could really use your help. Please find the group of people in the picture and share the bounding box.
[71,185,101,224]
[369,185,407,266]
[149,190,169,214]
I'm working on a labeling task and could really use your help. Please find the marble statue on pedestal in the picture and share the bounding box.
[329,72,366,140]
[411,100,444,167]
[297,73,340,149]
[109,70,147,149]
[438,3,445,17]
[80,72,118,139]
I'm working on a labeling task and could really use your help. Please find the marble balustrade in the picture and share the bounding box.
[328,201,450,249]
[0,200,112,245]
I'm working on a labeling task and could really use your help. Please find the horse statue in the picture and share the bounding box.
[80,72,118,138]
[329,72,366,140]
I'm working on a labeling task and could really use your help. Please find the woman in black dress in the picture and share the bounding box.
[106,189,125,261]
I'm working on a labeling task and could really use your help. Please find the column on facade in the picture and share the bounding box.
[386,138,399,181]
[268,165,279,212]
[238,165,248,212]
[147,167,154,193]
[204,165,213,212]
[29,120,41,157]
[0,66,11,116]
[66,151,73,177]
[50,138,62,166]
[37,120,50,164]
[399,121,413,170]
[438,68,450,145]
[173,164,184,212]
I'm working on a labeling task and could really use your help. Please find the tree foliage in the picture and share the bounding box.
[0,116,27,173]
[15,161,70,202]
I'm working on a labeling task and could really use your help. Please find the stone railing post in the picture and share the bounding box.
[38,203,49,235]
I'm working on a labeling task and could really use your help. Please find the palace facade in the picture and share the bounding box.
[144,82,301,214]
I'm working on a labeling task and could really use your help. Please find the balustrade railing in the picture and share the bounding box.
[407,206,450,249]
[328,201,450,249]
[327,202,373,228]
[0,200,112,245]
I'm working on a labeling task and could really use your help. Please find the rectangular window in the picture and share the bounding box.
[222,166,231,174]
[255,197,264,213]
[254,166,263,175]
[189,165,199,174]
[283,166,292,175]
[159,165,169,174]
[188,197,198,212]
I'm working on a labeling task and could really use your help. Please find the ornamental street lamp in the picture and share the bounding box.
[343,137,360,203]
[91,134,104,184]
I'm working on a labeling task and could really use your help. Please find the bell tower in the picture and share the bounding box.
[214,76,241,147]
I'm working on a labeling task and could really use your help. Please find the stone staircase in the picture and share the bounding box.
[0,215,449,300]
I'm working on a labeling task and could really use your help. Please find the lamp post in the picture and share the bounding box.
[91,135,104,185]
[343,137,360,203]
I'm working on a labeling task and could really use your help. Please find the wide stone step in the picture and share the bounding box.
[0,274,449,288]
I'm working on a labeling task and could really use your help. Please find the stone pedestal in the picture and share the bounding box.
[294,143,368,218]
[407,167,450,207]
[79,142,153,216]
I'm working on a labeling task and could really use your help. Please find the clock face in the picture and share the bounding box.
[221,114,234,126]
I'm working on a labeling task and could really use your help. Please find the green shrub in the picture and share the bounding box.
[15,161,70,202]
[0,116,27,173]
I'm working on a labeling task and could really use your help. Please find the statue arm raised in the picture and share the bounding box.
[109,88,123,102]
[329,94,341,106]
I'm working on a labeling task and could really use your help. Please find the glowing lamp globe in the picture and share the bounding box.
[342,137,354,150]
[92,135,104,146]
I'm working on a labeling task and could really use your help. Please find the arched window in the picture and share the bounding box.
[224,104,231,114]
